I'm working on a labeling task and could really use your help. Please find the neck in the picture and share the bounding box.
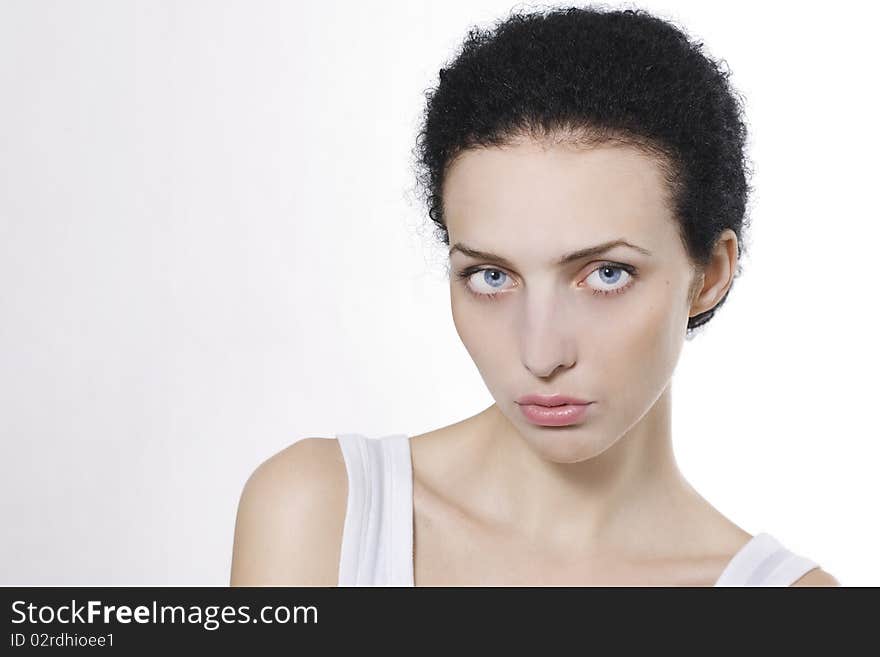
[459,385,703,557]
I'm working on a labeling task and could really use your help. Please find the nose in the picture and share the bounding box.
[519,300,577,380]
[525,358,574,380]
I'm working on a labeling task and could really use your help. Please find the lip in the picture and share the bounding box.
[516,393,592,407]
[517,401,593,427]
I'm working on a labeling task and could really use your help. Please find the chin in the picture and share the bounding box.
[522,424,615,464]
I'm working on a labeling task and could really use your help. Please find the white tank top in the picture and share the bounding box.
[333,433,821,586]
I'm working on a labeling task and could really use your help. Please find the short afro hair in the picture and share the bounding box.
[413,5,753,334]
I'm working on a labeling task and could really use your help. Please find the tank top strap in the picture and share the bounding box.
[336,433,413,586]
[714,532,821,586]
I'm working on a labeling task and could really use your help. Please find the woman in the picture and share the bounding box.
[230,6,839,586]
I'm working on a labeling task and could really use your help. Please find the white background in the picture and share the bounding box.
[1,0,877,586]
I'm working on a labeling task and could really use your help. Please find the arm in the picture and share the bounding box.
[229,437,348,586]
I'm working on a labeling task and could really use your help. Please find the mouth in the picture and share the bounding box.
[517,401,594,427]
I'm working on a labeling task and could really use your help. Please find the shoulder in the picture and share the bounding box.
[789,567,841,587]
[230,437,348,586]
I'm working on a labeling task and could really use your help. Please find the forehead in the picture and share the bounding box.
[443,140,675,246]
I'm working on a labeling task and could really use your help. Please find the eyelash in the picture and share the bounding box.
[454,263,638,302]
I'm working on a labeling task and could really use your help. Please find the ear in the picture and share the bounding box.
[688,229,739,318]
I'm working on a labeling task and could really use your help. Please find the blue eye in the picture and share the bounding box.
[584,264,634,295]
[461,268,511,298]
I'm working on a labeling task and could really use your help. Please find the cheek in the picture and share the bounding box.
[588,282,686,392]
[450,291,510,370]
[450,291,482,355]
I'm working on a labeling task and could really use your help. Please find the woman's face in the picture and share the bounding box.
[444,138,700,463]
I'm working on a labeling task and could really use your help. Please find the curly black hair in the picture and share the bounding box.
[413,5,753,333]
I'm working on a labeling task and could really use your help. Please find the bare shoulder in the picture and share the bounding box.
[230,437,348,586]
[789,567,841,587]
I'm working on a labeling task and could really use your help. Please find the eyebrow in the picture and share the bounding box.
[448,239,652,267]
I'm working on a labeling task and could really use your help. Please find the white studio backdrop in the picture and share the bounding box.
[1,0,876,585]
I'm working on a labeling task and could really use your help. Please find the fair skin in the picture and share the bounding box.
[230,137,839,586]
